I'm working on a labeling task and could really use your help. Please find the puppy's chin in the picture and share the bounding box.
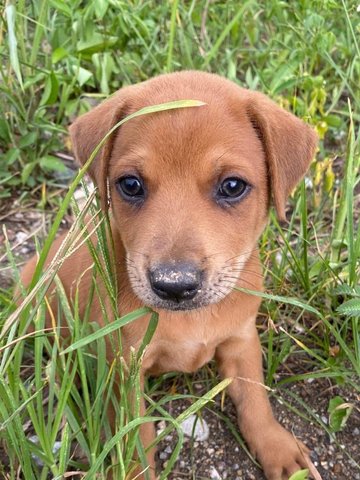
[144,297,211,312]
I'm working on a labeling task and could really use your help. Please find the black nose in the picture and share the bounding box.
[149,263,202,302]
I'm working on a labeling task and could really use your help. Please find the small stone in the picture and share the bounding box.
[209,466,221,479]
[16,231,28,243]
[159,451,168,460]
[53,441,61,454]
[353,427,360,435]
[305,176,313,188]
[28,436,61,467]
[180,414,209,441]
[156,420,166,435]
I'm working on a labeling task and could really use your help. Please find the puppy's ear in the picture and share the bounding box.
[246,92,318,221]
[69,91,126,209]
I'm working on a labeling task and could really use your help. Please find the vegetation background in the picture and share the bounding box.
[0,1,359,479]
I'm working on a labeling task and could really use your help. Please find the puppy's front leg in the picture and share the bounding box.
[216,324,315,480]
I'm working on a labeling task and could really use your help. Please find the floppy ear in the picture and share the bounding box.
[246,92,318,221]
[69,90,127,210]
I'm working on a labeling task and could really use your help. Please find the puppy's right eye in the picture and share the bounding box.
[115,176,145,202]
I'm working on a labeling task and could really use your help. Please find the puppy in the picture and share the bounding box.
[21,71,318,480]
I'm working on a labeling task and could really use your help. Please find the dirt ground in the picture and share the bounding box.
[154,375,360,479]
[1,199,359,480]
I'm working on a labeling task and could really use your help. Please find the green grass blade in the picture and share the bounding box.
[84,416,164,478]
[137,312,159,359]
[166,0,179,72]
[60,307,152,355]
[203,0,254,67]
[234,287,322,318]
[5,3,24,89]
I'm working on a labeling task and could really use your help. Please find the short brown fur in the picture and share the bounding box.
[20,71,319,480]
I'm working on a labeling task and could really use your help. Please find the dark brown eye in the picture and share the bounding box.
[217,177,249,200]
[116,176,145,201]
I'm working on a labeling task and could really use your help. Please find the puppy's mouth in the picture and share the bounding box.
[150,298,205,312]
[126,258,243,311]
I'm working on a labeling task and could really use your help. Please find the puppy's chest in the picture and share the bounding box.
[144,333,217,375]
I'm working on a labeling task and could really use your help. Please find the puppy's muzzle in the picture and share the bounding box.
[148,263,202,303]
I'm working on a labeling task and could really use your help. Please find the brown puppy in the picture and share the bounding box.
[21,71,318,479]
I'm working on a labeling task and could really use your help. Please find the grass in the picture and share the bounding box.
[0,0,359,478]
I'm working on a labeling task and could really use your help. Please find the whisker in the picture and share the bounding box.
[207,288,227,300]
[218,275,261,291]
[222,269,264,278]
[236,278,262,290]
[128,250,149,259]
[223,249,259,264]
[205,246,260,261]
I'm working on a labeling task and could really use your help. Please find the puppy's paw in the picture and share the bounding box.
[249,422,321,480]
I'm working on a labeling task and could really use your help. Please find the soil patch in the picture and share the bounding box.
[155,376,360,479]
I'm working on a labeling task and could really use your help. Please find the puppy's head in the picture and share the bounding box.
[70,72,317,311]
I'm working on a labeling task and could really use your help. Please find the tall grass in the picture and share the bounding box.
[0,0,359,478]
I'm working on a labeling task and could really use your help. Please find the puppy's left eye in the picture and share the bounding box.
[115,175,145,202]
[217,177,249,202]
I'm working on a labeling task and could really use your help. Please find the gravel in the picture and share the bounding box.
[155,378,360,479]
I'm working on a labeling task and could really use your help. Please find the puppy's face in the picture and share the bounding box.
[109,106,268,310]
[70,72,317,311]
